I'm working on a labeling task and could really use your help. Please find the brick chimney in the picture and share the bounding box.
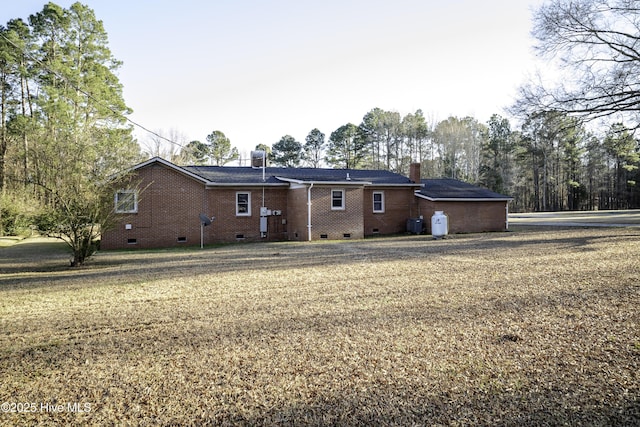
[409,162,421,184]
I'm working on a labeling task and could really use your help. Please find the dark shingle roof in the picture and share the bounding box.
[184,166,415,186]
[417,178,512,200]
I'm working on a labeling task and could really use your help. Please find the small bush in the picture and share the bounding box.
[32,209,58,234]
[0,193,39,236]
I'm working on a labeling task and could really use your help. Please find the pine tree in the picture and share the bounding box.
[5,2,141,265]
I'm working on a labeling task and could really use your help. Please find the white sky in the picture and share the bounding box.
[2,0,546,157]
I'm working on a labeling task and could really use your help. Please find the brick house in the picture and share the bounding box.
[101,158,512,249]
[101,157,421,249]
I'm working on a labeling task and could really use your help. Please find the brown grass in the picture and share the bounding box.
[1,228,639,426]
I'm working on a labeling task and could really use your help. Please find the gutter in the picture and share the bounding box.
[374,183,422,188]
[506,203,509,230]
[204,178,421,188]
[205,182,287,188]
[414,192,513,202]
[276,177,372,186]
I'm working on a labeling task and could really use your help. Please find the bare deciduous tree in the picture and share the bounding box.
[515,0,640,127]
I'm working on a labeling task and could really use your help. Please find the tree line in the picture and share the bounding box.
[170,106,639,212]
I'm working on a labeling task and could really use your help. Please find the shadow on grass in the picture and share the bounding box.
[2,229,639,425]
[234,390,640,426]
[2,264,638,425]
[0,238,71,274]
[2,229,640,290]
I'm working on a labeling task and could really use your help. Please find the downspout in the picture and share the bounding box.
[505,202,509,231]
[307,183,314,241]
[202,186,207,249]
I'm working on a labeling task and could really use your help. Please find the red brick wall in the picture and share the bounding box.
[204,187,289,243]
[102,164,291,249]
[102,163,205,249]
[363,187,418,236]
[417,199,509,234]
[310,186,364,240]
[287,186,309,241]
[287,186,416,241]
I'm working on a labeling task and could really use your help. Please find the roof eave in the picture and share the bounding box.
[415,192,513,202]
[205,182,288,188]
[376,183,422,188]
[276,177,373,185]
[131,157,209,184]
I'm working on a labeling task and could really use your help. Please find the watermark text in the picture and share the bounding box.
[1,401,91,414]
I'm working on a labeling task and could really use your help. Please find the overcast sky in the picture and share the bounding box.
[2,0,545,158]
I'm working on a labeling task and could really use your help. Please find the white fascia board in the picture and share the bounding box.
[205,182,287,188]
[374,183,422,188]
[287,182,307,190]
[275,177,304,185]
[275,177,372,186]
[414,192,513,202]
[131,157,209,184]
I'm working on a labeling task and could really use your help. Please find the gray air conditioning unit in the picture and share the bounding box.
[406,218,423,234]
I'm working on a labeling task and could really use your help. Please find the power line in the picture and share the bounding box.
[0,30,185,149]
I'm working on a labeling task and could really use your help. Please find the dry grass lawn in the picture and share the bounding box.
[0,228,638,426]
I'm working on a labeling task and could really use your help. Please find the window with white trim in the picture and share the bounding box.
[372,191,385,213]
[115,190,137,213]
[236,192,251,216]
[331,189,345,210]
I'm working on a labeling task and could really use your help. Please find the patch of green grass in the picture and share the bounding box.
[0,236,24,247]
